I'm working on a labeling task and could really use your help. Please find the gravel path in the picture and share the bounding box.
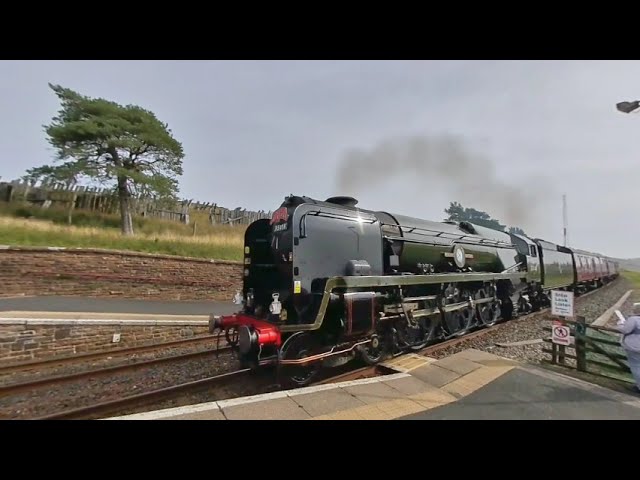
[429,278,634,363]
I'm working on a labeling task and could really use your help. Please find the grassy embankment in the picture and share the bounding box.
[0,202,246,261]
[621,270,640,290]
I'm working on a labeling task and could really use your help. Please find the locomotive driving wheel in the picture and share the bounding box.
[476,289,500,326]
[408,315,438,350]
[443,310,473,337]
[441,286,475,338]
[358,334,385,365]
[443,299,475,337]
[279,332,321,388]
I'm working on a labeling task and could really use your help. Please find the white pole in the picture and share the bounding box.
[562,194,568,247]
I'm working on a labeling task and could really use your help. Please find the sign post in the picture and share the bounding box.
[550,290,575,364]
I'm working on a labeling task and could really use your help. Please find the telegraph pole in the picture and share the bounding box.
[562,194,568,247]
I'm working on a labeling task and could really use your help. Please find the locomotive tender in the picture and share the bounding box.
[212,194,618,386]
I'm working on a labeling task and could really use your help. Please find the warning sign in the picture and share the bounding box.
[551,320,571,346]
[551,290,574,317]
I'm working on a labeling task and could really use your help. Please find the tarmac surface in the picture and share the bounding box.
[0,295,237,316]
[399,366,640,420]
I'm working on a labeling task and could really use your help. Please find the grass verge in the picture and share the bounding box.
[0,216,245,261]
[621,270,640,289]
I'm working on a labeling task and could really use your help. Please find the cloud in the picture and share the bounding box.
[0,60,639,257]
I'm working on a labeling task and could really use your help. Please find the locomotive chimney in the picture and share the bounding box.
[325,196,358,208]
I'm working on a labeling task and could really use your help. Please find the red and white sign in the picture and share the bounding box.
[551,320,571,346]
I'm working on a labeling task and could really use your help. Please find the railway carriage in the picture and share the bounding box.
[533,239,575,290]
[570,248,617,291]
[606,258,619,279]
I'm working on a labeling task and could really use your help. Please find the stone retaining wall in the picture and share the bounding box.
[0,246,243,301]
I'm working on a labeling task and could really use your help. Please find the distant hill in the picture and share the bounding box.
[613,258,640,272]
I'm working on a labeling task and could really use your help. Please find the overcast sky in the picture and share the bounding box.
[0,60,638,258]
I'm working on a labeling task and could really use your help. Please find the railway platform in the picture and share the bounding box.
[106,348,640,420]
[0,295,237,317]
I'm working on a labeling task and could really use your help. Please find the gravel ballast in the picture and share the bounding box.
[0,347,243,419]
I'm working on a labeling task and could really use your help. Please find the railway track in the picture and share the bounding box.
[43,299,571,420]
[0,334,227,376]
[0,334,238,420]
[26,359,368,420]
[38,308,559,420]
[0,344,231,397]
[18,282,614,420]
[31,368,255,420]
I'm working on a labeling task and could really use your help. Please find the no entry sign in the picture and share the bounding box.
[551,320,571,346]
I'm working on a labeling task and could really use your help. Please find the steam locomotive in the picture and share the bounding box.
[211,194,618,386]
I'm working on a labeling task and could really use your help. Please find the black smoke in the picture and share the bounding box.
[335,134,554,231]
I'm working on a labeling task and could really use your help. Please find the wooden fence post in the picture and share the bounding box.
[575,315,587,372]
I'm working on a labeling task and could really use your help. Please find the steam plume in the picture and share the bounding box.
[335,134,553,231]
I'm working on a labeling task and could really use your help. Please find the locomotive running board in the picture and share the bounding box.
[280,271,525,333]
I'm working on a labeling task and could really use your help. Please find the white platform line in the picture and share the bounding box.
[105,401,222,420]
[0,318,209,326]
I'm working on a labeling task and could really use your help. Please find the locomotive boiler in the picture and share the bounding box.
[212,194,549,387]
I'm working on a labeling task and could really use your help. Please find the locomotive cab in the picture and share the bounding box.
[508,233,541,283]
[241,216,292,322]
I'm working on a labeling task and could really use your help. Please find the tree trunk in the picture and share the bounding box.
[67,193,76,225]
[117,175,134,236]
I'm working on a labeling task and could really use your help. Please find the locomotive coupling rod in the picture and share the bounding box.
[278,339,372,365]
